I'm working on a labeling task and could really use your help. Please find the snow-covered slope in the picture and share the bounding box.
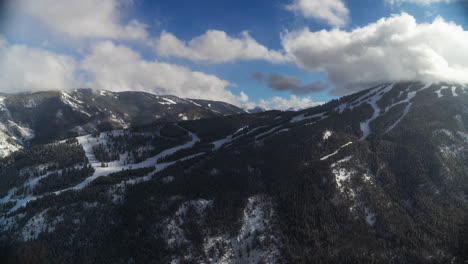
[0,82,466,263]
[0,90,244,158]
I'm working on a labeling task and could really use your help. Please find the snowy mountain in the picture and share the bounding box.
[0,82,467,263]
[0,89,245,158]
[245,106,267,113]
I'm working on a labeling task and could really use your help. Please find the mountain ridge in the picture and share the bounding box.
[0,89,245,158]
[0,81,467,263]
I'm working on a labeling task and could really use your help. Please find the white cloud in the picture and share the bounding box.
[286,0,349,27]
[386,0,455,5]
[156,30,288,63]
[281,13,468,95]
[245,95,323,111]
[0,39,79,93]
[82,41,246,104]
[15,0,149,41]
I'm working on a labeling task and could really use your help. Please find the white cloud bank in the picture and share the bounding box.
[0,39,247,105]
[386,0,455,5]
[282,13,468,95]
[286,0,349,27]
[81,41,246,104]
[156,30,287,63]
[15,0,149,41]
[0,39,79,93]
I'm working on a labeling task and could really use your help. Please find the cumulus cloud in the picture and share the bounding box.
[254,95,324,111]
[0,38,249,106]
[82,41,246,104]
[15,0,149,41]
[156,30,288,63]
[266,73,329,94]
[0,39,79,93]
[286,0,349,27]
[386,0,455,5]
[281,13,468,95]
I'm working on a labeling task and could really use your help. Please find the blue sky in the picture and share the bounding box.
[0,0,467,109]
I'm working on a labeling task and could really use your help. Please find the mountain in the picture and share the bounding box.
[0,89,245,158]
[0,82,467,263]
[246,106,267,113]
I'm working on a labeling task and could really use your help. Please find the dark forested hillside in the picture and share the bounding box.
[0,82,467,263]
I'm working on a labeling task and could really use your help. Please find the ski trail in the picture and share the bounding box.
[5,127,201,213]
[359,84,395,140]
[385,83,432,133]
[320,142,353,161]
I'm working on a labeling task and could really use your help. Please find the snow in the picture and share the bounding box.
[454,115,463,126]
[335,84,388,113]
[7,121,35,142]
[451,86,459,97]
[211,126,248,150]
[21,210,48,241]
[178,113,188,121]
[363,173,373,184]
[161,97,177,105]
[24,99,37,108]
[69,127,200,191]
[0,96,7,112]
[161,176,175,183]
[212,135,235,151]
[164,199,213,249]
[5,128,203,212]
[364,207,377,226]
[290,112,326,123]
[385,83,433,133]
[359,83,395,139]
[435,86,449,98]
[0,97,34,157]
[436,129,454,138]
[385,102,413,133]
[331,156,354,167]
[20,210,63,241]
[323,130,332,140]
[184,99,202,107]
[0,130,21,158]
[61,92,90,116]
[232,196,279,264]
[0,188,17,204]
[320,142,353,161]
[331,159,354,191]
[255,126,282,142]
[202,196,279,264]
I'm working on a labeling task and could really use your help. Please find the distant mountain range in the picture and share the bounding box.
[0,82,467,263]
[0,89,245,157]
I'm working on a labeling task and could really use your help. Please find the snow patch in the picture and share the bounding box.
[323,130,332,140]
[435,86,449,98]
[21,210,63,241]
[359,84,395,139]
[290,112,326,123]
[320,142,353,161]
[364,207,377,226]
[185,99,202,107]
[202,196,279,264]
[451,86,459,97]
[178,113,188,121]
[255,126,282,142]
